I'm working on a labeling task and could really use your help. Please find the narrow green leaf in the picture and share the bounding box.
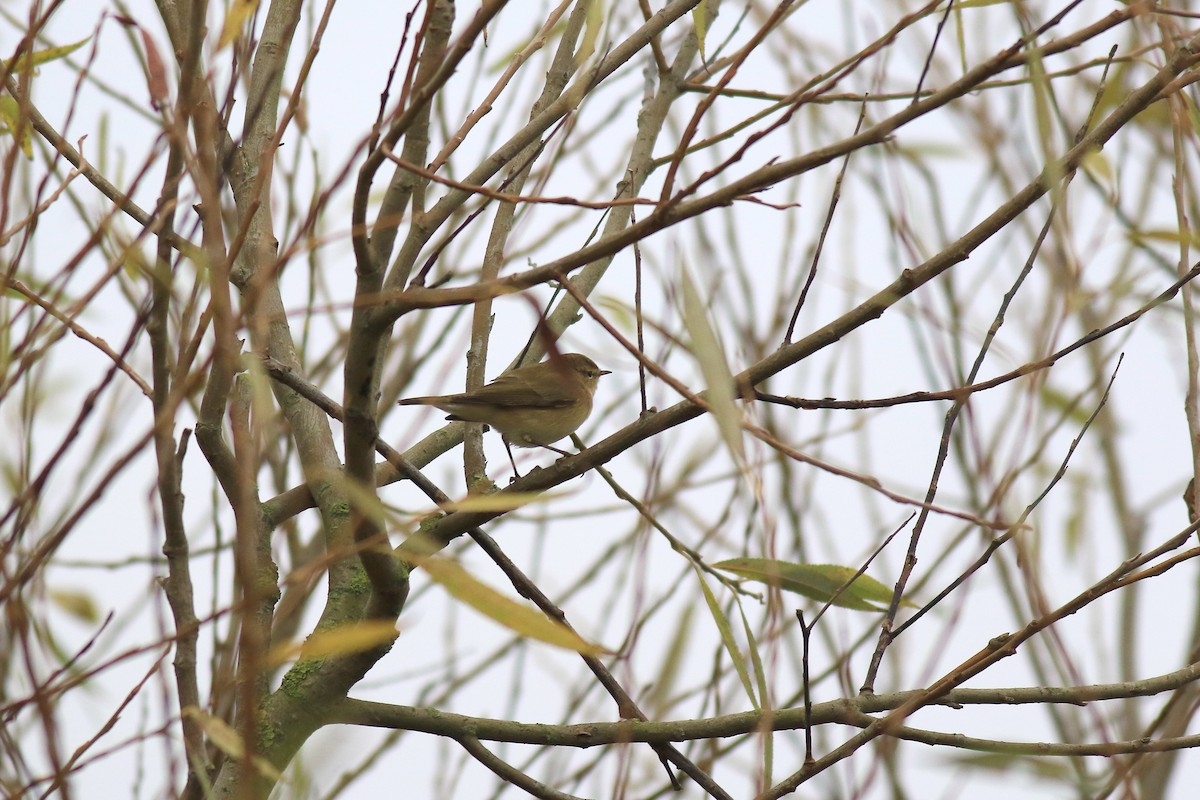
[948,752,1074,780]
[1025,43,1061,194]
[680,266,743,463]
[714,558,898,611]
[4,37,90,71]
[1039,385,1098,427]
[735,600,771,781]
[693,565,758,708]
[646,603,694,713]
[954,0,1014,8]
[953,2,966,73]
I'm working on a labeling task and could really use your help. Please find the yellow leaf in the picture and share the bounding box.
[0,96,32,158]
[1080,149,1113,188]
[121,243,151,282]
[337,475,394,530]
[422,558,603,655]
[49,588,100,623]
[218,0,260,50]
[1130,228,1200,248]
[575,0,605,67]
[437,491,562,514]
[268,620,399,667]
[894,141,966,160]
[1186,95,1200,140]
[693,0,709,60]
[182,707,284,782]
[594,296,636,333]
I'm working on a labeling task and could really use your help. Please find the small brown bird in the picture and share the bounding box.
[398,352,610,473]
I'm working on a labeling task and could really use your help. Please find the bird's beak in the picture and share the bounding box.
[599,369,612,376]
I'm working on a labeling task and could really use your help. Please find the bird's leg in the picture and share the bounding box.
[502,437,522,481]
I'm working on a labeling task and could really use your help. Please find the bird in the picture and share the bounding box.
[398,352,610,475]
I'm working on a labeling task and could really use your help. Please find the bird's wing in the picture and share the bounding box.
[456,368,575,408]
